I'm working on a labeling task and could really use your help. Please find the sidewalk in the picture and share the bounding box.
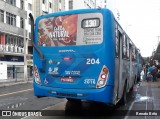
[128,78,160,119]
[135,78,160,110]
[0,78,33,88]
[140,78,160,87]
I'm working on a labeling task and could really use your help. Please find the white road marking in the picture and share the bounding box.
[124,100,135,119]
[145,86,148,119]
[0,89,33,97]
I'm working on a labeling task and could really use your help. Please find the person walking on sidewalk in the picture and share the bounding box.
[146,65,154,82]
[140,69,145,81]
[151,65,158,82]
[146,72,153,82]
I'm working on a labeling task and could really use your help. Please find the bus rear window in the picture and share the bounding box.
[38,13,103,47]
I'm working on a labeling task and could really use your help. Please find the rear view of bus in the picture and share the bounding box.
[31,9,115,104]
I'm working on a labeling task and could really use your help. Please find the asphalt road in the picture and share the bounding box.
[0,82,134,119]
[0,80,160,119]
[0,83,65,119]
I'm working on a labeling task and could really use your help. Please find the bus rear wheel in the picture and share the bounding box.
[119,83,127,105]
[67,98,81,102]
[36,96,45,98]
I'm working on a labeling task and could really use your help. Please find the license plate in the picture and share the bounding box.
[61,77,74,82]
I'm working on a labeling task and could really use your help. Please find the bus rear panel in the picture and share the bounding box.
[33,9,115,104]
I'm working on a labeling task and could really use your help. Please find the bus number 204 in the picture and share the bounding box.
[86,58,100,65]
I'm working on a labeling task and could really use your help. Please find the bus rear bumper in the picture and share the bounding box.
[33,83,114,104]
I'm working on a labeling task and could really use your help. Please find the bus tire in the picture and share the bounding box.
[36,96,45,98]
[120,83,127,105]
[130,78,136,92]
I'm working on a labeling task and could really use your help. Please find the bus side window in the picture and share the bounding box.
[126,38,130,60]
[135,49,137,62]
[129,42,133,61]
[115,27,119,58]
[122,34,127,59]
[132,45,136,61]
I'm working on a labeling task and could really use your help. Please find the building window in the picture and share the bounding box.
[0,10,4,22]
[14,37,17,45]
[20,17,24,28]
[42,0,45,4]
[49,2,52,8]
[6,0,16,6]
[6,13,10,25]
[28,18,31,25]
[20,0,24,9]
[5,35,10,44]
[6,12,16,26]
[10,37,13,44]
[5,35,18,46]
[17,37,23,47]
[29,32,31,39]
[28,3,32,10]
[69,0,73,10]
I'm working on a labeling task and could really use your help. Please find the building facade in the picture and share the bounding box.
[0,0,32,80]
[0,0,116,81]
[32,0,99,19]
[32,0,65,19]
[65,0,97,10]
[97,0,107,8]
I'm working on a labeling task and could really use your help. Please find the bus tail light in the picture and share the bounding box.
[101,74,107,79]
[33,65,42,85]
[96,65,109,88]
[103,68,108,73]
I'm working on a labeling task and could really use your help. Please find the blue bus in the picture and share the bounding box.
[29,8,142,105]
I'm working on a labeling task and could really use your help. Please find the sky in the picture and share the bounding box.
[107,0,160,57]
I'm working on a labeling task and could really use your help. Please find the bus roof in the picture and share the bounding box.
[35,8,112,23]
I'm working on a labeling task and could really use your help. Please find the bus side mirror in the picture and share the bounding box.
[38,59,46,72]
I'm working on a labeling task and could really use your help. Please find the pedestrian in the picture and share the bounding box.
[148,65,154,73]
[140,69,145,81]
[146,72,153,82]
[151,65,158,82]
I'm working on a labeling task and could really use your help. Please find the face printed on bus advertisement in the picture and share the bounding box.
[38,15,78,46]
[38,13,103,46]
